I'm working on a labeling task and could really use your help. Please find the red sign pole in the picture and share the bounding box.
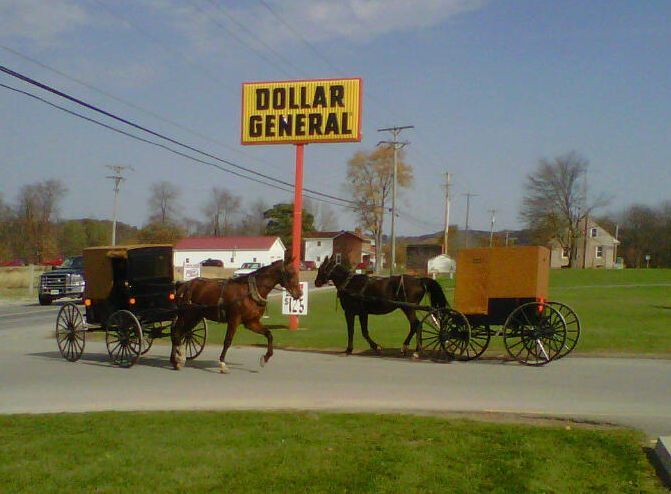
[289,143,305,330]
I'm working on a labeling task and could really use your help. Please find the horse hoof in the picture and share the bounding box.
[412,352,420,360]
[259,355,266,367]
[375,346,383,354]
[219,362,229,374]
[401,345,409,355]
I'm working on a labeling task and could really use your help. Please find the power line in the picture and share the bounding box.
[202,0,306,77]
[0,64,354,206]
[0,82,354,210]
[257,0,343,76]
[0,43,276,168]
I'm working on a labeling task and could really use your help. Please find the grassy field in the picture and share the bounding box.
[204,269,671,357]
[0,411,666,493]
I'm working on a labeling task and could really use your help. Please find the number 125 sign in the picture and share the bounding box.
[282,282,308,315]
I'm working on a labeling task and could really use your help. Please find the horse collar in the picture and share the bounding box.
[340,271,355,291]
[248,275,268,305]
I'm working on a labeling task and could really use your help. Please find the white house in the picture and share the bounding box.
[173,236,285,269]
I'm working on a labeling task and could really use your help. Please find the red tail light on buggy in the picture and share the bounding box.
[129,297,136,305]
[84,299,91,307]
[168,292,175,301]
[537,298,545,312]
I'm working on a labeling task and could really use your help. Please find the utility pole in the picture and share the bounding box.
[443,172,452,255]
[106,165,132,246]
[488,208,497,247]
[378,124,413,275]
[463,192,478,248]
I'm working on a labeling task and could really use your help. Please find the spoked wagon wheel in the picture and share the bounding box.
[184,318,207,361]
[419,308,471,362]
[461,324,491,361]
[106,310,143,368]
[503,302,567,366]
[547,302,580,359]
[55,302,86,362]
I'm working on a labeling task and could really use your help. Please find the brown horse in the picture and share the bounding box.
[314,255,447,355]
[171,259,302,373]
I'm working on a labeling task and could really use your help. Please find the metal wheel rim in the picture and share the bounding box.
[184,318,208,361]
[55,302,86,362]
[547,302,580,359]
[106,310,143,368]
[461,324,491,361]
[503,303,567,366]
[419,309,471,362]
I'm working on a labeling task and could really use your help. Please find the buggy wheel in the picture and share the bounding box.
[503,302,567,366]
[141,333,154,355]
[55,302,86,362]
[460,324,491,361]
[547,302,580,359]
[184,318,207,361]
[106,310,143,368]
[419,308,470,362]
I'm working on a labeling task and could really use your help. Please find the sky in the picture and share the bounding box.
[1,0,670,237]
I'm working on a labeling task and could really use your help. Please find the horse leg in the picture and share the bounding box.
[218,315,240,374]
[345,310,355,355]
[360,312,381,353]
[401,308,420,358]
[170,315,188,370]
[245,320,273,367]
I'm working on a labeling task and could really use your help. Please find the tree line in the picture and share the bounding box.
[0,179,338,264]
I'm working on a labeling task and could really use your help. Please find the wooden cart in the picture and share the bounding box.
[418,246,580,366]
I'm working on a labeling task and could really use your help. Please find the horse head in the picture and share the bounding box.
[314,255,336,287]
[279,259,302,299]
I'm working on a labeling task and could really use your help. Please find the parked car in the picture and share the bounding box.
[300,260,317,271]
[200,258,224,267]
[38,256,85,305]
[355,261,375,274]
[0,259,26,267]
[233,262,263,278]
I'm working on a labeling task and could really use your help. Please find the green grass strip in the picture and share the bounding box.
[0,411,666,493]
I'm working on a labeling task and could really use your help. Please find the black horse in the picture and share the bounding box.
[314,255,447,355]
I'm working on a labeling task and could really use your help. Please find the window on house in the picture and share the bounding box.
[590,227,598,238]
[316,256,320,262]
[230,258,234,263]
[595,246,604,258]
[335,253,342,264]
[253,257,257,262]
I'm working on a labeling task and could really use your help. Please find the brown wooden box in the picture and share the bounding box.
[454,246,550,315]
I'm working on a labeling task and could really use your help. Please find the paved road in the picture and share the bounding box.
[1,300,670,437]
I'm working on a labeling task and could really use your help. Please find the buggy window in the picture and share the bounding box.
[128,250,172,281]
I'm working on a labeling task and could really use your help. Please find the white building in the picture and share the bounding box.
[173,236,285,269]
[303,230,373,266]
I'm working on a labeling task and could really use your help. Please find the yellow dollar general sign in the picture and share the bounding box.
[241,78,362,145]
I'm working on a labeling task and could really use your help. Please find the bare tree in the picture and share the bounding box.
[237,198,269,235]
[15,179,67,262]
[304,198,339,231]
[345,146,413,271]
[519,152,607,267]
[202,187,241,236]
[148,181,180,226]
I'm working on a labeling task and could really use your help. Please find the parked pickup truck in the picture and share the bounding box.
[38,256,85,305]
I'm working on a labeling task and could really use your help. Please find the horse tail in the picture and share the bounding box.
[421,277,447,308]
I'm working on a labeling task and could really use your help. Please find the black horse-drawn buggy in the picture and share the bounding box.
[55,245,206,368]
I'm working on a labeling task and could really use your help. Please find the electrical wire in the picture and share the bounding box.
[0,82,355,211]
[0,64,355,206]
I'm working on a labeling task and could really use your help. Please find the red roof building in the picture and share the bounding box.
[173,236,285,269]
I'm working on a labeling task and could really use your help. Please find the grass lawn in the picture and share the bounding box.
[204,269,671,357]
[0,411,666,494]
